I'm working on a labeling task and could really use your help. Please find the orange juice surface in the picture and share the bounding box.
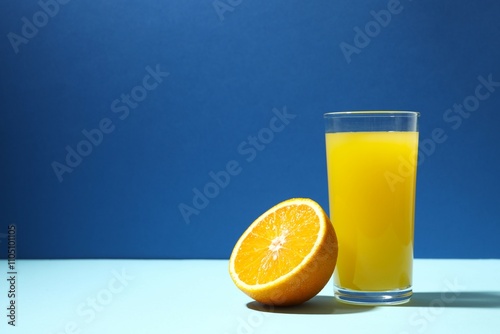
[325,131,418,291]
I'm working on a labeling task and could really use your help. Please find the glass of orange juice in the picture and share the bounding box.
[324,111,419,305]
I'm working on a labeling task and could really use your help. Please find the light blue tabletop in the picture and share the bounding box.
[2,259,499,333]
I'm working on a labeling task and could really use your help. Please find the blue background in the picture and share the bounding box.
[1,0,499,259]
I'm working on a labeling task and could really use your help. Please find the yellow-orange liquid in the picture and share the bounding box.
[325,131,418,291]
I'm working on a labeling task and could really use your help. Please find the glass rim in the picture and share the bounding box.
[324,110,420,118]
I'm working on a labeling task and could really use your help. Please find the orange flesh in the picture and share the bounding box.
[233,204,320,285]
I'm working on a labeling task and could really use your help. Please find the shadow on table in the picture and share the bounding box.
[246,291,500,314]
[405,291,500,308]
[246,295,375,315]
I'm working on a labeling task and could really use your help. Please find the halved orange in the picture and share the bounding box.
[229,198,338,306]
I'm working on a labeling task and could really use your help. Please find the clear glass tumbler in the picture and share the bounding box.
[324,111,419,305]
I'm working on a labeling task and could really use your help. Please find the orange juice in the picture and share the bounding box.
[325,131,418,291]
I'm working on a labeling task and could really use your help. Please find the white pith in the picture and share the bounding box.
[268,229,288,260]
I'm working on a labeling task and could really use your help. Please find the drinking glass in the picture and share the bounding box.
[324,111,419,305]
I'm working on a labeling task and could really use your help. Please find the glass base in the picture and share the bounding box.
[334,286,412,306]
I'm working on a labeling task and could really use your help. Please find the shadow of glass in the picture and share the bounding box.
[405,292,500,308]
[246,295,375,315]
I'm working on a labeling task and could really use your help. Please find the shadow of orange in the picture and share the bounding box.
[246,295,375,315]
